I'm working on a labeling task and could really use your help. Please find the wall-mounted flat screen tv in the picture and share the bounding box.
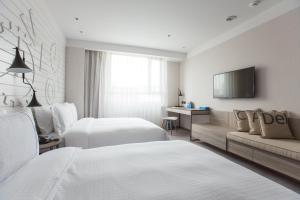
[213,67,255,98]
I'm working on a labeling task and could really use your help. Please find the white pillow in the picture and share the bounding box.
[51,103,78,135]
[66,102,78,122]
[33,106,54,135]
[0,112,39,183]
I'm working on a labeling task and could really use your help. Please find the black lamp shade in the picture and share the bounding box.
[7,47,32,73]
[27,91,42,107]
[178,89,183,97]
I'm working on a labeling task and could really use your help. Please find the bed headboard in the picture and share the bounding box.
[0,112,39,182]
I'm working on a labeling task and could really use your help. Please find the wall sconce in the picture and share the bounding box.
[7,47,32,73]
[6,47,41,107]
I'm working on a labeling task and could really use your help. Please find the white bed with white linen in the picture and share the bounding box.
[35,103,167,148]
[64,117,168,148]
[1,112,299,200]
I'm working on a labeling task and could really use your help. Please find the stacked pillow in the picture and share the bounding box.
[31,103,78,136]
[257,111,294,139]
[245,110,262,135]
[233,109,294,139]
[51,103,78,135]
[33,106,54,135]
[233,110,249,132]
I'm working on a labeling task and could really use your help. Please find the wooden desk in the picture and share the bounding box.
[166,107,209,140]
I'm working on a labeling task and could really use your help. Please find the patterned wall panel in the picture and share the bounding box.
[0,0,65,108]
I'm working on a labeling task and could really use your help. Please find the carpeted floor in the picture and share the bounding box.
[167,128,300,194]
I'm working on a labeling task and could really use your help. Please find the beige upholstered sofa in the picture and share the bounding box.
[192,110,300,181]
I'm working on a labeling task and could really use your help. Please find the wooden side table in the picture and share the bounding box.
[39,137,62,154]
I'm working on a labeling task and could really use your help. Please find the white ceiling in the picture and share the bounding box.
[44,0,284,53]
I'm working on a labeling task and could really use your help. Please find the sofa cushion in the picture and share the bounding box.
[246,110,262,135]
[257,111,294,139]
[233,110,249,132]
[227,132,300,161]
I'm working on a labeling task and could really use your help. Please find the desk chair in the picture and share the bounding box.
[161,107,178,135]
[161,117,178,135]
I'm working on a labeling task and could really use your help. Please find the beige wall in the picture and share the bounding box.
[180,7,300,119]
[65,47,85,118]
[167,61,180,107]
[65,47,180,118]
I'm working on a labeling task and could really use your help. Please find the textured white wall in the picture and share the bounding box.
[0,0,65,108]
[180,7,300,120]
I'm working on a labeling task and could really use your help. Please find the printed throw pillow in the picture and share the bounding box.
[257,111,294,139]
[233,110,249,132]
[245,110,262,135]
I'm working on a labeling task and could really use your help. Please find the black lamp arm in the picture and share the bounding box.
[22,73,35,92]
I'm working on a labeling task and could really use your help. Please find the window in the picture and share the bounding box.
[101,53,167,124]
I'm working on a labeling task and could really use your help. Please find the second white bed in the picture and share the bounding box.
[63,117,168,148]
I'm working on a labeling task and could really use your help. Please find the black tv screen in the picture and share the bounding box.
[213,67,255,98]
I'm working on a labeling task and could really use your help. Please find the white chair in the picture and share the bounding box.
[161,116,178,135]
[161,106,178,135]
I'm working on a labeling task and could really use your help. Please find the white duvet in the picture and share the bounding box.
[64,118,168,148]
[1,141,299,200]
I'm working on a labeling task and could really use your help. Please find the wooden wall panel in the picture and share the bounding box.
[0,0,65,108]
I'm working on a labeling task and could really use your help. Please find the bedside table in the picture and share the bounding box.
[39,137,62,154]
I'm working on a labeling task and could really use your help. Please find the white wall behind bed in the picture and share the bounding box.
[0,0,65,108]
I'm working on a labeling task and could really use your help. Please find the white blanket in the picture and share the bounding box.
[1,141,299,200]
[64,118,168,148]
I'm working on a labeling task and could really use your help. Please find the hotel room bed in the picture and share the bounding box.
[47,103,167,148]
[1,113,299,200]
[63,117,168,148]
[1,140,299,200]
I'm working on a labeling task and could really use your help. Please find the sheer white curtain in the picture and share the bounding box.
[99,52,167,125]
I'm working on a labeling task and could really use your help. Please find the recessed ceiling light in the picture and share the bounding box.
[249,0,263,7]
[75,17,79,21]
[226,15,237,22]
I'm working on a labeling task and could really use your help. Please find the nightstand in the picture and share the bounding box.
[39,137,62,154]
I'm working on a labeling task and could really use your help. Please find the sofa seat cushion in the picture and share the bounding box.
[227,132,300,161]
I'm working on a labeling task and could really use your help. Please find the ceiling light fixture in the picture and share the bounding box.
[75,17,79,21]
[249,0,263,7]
[226,15,237,22]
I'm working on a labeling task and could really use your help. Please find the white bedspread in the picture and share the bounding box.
[1,141,299,200]
[64,117,168,148]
